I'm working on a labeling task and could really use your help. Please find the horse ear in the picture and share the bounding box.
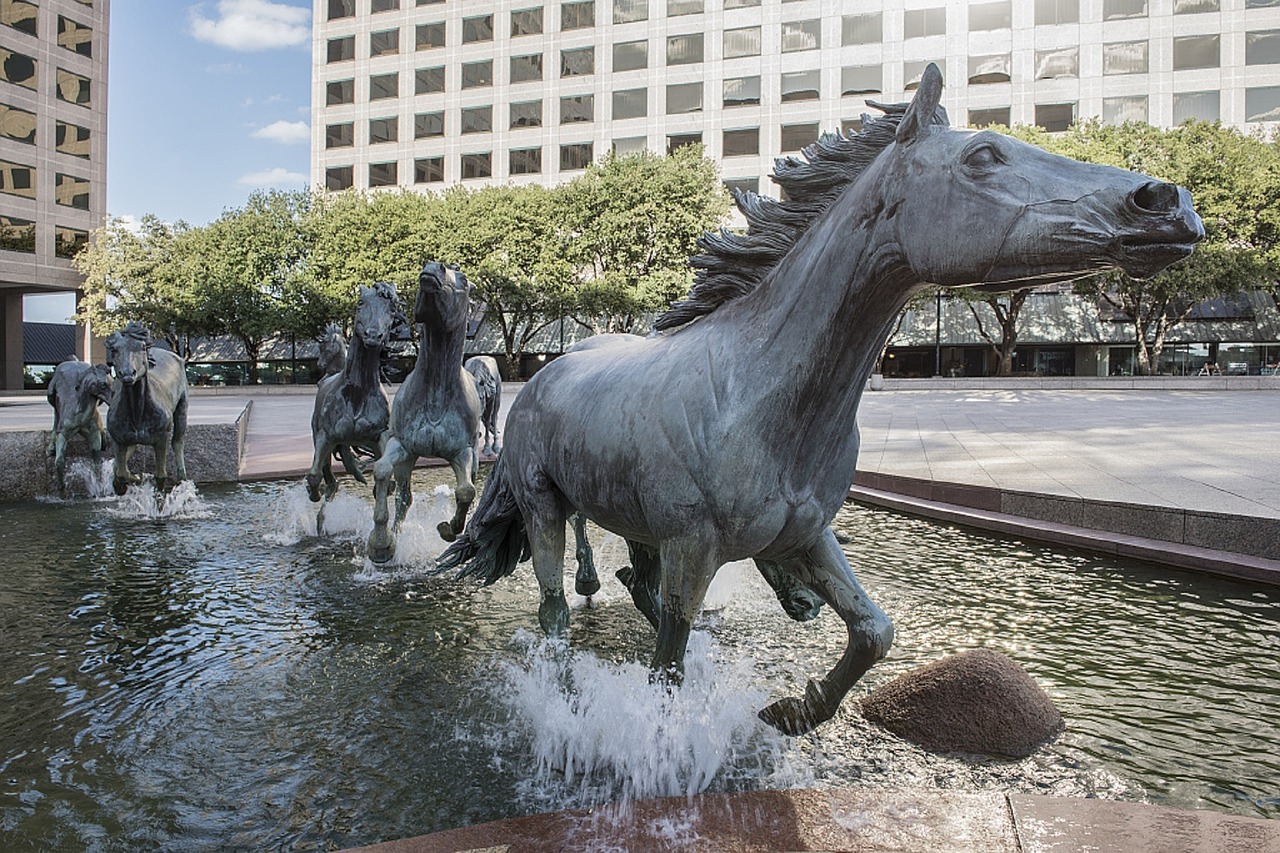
[897,63,945,145]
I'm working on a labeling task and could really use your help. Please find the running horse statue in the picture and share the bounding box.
[306,282,406,504]
[464,355,502,457]
[104,322,190,496]
[367,261,482,562]
[46,358,114,495]
[317,321,347,378]
[436,65,1203,734]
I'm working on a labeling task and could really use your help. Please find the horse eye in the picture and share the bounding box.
[965,145,1000,169]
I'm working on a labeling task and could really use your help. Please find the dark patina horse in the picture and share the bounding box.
[367,261,482,561]
[317,321,347,378]
[46,359,113,494]
[438,65,1203,734]
[104,322,190,496]
[464,355,502,457]
[307,282,406,503]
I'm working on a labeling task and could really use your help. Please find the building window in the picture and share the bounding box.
[414,157,444,184]
[55,173,89,209]
[968,54,1011,85]
[416,22,445,50]
[614,0,646,23]
[1246,0,1277,7]
[1246,86,1280,121]
[0,158,33,199]
[904,61,930,90]
[0,216,34,253]
[666,82,702,114]
[512,7,543,36]
[613,136,646,154]
[1103,0,1146,19]
[370,29,399,57]
[1248,31,1280,65]
[0,104,36,145]
[723,127,758,157]
[560,142,593,170]
[461,106,493,133]
[1035,47,1078,79]
[723,75,760,107]
[1173,35,1220,70]
[328,36,355,62]
[54,225,88,260]
[509,147,542,175]
[666,133,700,154]
[370,72,399,100]
[461,152,492,179]
[1103,95,1148,123]
[56,69,90,106]
[463,15,494,43]
[57,16,92,57]
[613,40,647,72]
[1173,90,1219,122]
[904,7,945,39]
[668,0,702,14]
[326,122,354,148]
[562,1,594,30]
[369,162,398,188]
[968,106,1011,126]
[1035,102,1075,132]
[843,13,881,45]
[1103,41,1148,75]
[328,0,355,19]
[841,117,863,135]
[724,27,760,58]
[369,116,398,144]
[560,94,593,123]
[2,0,37,35]
[969,1,1011,31]
[724,0,759,7]
[841,65,882,96]
[781,70,819,102]
[415,66,444,94]
[780,123,817,152]
[723,177,758,197]
[414,111,444,138]
[781,19,820,52]
[1035,0,1078,24]
[667,33,703,65]
[0,48,35,90]
[372,0,399,12]
[561,47,594,77]
[462,60,493,89]
[510,99,542,128]
[327,79,355,106]
[511,53,544,83]
[613,87,646,119]
[416,0,444,4]
[326,165,354,191]
[1174,0,1218,12]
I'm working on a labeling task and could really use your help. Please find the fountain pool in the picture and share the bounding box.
[0,466,1276,850]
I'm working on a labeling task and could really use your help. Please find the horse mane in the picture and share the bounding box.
[654,100,949,332]
[120,320,151,345]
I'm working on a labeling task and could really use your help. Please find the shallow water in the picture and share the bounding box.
[0,469,1276,850]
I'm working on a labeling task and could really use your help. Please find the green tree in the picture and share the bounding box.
[961,288,1033,376]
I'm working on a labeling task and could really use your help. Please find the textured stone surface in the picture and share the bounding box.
[860,649,1064,757]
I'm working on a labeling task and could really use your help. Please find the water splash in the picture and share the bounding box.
[265,482,373,545]
[65,458,115,500]
[108,479,210,520]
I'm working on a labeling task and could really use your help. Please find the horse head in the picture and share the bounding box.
[353,282,406,349]
[78,363,114,404]
[416,261,472,330]
[106,322,152,386]
[883,64,1203,290]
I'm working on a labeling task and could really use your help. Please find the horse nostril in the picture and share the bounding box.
[1130,181,1180,214]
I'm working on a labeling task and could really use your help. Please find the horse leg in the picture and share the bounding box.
[154,438,170,493]
[616,539,661,630]
[368,437,411,564]
[438,446,476,542]
[755,558,825,622]
[171,395,188,483]
[112,443,137,496]
[651,538,721,682]
[523,484,570,636]
[757,528,894,736]
[392,455,415,529]
[305,435,334,503]
[572,511,600,597]
[53,432,68,495]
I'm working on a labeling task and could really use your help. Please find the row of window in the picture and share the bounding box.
[0,215,87,257]
[0,48,93,105]
[0,158,90,208]
[2,4,94,57]
[0,104,90,156]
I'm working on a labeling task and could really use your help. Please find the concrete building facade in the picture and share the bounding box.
[0,0,108,389]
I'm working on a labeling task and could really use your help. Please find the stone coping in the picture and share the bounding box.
[341,788,1280,852]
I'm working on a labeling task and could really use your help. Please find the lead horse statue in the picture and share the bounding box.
[436,65,1203,735]
[104,322,189,496]
[368,261,482,562]
[46,358,113,495]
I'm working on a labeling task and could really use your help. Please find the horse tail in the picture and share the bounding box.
[433,453,528,585]
[337,445,367,484]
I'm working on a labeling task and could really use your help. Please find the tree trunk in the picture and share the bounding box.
[244,340,261,385]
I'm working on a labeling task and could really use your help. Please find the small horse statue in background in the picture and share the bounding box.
[317,321,347,377]
[104,322,190,496]
[437,64,1203,735]
[307,282,406,504]
[368,261,482,562]
[464,355,502,457]
[46,359,113,495]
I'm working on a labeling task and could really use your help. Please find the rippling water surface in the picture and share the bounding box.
[0,469,1276,850]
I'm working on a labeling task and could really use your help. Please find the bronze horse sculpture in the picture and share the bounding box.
[368,262,483,562]
[46,358,113,495]
[317,321,347,378]
[437,65,1203,735]
[104,322,190,496]
[464,355,502,457]
[306,282,406,503]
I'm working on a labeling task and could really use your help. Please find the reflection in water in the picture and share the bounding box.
[0,471,1276,850]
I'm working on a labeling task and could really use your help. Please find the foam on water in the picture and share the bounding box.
[108,479,210,520]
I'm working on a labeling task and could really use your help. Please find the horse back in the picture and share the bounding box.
[144,349,189,414]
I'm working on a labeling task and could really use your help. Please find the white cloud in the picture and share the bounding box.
[189,0,310,52]
[252,120,309,144]
[237,167,308,187]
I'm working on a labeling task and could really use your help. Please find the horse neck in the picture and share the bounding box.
[119,371,151,420]
[344,337,382,391]
[414,320,466,388]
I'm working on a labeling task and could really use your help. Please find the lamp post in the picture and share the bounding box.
[933,288,942,377]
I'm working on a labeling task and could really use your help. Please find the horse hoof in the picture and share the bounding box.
[437,521,457,542]
[574,575,601,597]
[112,479,128,496]
[367,530,396,564]
[758,696,817,736]
[538,593,569,636]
